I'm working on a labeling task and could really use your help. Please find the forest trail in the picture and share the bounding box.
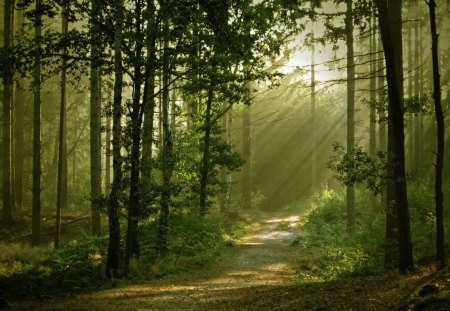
[16,212,304,311]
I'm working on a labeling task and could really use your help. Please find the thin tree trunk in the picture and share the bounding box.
[90,0,102,235]
[14,7,24,212]
[369,10,377,212]
[157,10,173,257]
[414,7,420,173]
[199,81,215,216]
[427,0,446,269]
[106,0,124,279]
[32,0,42,246]
[55,1,69,248]
[310,30,317,194]
[2,0,13,223]
[346,0,355,231]
[105,93,112,195]
[407,22,413,172]
[242,104,252,210]
[125,0,144,272]
[142,0,156,182]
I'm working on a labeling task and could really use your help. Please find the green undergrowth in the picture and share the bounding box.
[0,211,246,300]
[292,181,450,283]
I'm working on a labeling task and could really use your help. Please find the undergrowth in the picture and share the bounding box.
[0,211,245,300]
[292,181,450,283]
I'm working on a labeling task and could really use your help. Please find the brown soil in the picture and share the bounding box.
[9,211,450,311]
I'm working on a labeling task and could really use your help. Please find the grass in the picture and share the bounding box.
[291,181,450,283]
[0,210,245,300]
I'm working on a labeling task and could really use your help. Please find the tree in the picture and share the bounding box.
[427,0,446,269]
[369,8,377,212]
[32,0,43,246]
[55,0,69,248]
[106,0,124,279]
[2,0,13,223]
[157,1,173,256]
[375,0,414,274]
[345,0,355,231]
[90,0,102,236]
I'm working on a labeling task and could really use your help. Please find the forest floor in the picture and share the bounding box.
[8,211,450,310]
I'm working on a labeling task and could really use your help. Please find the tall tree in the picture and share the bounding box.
[125,0,146,271]
[90,0,102,236]
[369,9,377,212]
[2,0,13,223]
[345,0,355,231]
[427,0,446,269]
[55,0,69,249]
[157,1,173,257]
[32,0,42,246]
[106,0,124,279]
[14,7,25,212]
[241,104,252,210]
[310,29,317,194]
[375,0,414,274]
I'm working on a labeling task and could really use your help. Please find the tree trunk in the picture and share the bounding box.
[310,30,317,194]
[55,1,69,248]
[14,7,25,212]
[142,0,156,182]
[369,10,377,212]
[346,0,355,231]
[32,0,42,246]
[106,0,124,279]
[241,104,252,210]
[90,0,102,236]
[427,0,446,269]
[157,9,173,257]
[407,21,413,173]
[199,82,215,216]
[125,0,144,272]
[105,92,112,195]
[375,0,414,274]
[2,0,13,223]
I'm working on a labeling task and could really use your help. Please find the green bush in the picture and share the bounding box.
[293,181,450,283]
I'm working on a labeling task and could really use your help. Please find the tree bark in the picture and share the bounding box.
[375,0,414,274]
[125,0,145,272]
[427,0,446,269]
[14,7,25,212]
[310,30,317,195]
[55,1,69,248]
[199,81,215,216]
[90,0,102,236]
[157,7,173,257]
[346,0,355,231]
[3,0,13,223]
[32,0,42,246]
[241,104,252,210]
[106,0,124,279]
[369,10,377,212]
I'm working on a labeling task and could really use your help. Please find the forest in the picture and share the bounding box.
[0,0,450,310]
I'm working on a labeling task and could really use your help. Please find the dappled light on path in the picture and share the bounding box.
[17,212,302,311]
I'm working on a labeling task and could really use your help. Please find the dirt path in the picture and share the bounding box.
[14,212,303,311]
[11,212,433,310]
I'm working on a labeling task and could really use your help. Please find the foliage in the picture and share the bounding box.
[328,143,386,194]
[293,181,450,282]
